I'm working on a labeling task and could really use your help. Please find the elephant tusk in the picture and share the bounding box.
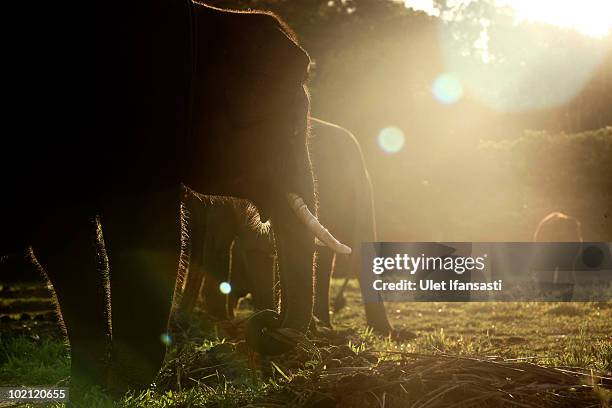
[286,193,352,254]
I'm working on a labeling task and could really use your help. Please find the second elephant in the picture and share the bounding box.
[180,118,392,333]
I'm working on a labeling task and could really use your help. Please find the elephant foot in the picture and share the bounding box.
[311,318,336,340]
[389,327,417,341]
[245,310,298,355]
[107,341,163,396]
[68,339,111,390]
[204,307,230,321]
[311,315,333,332]
[368,322,394,336]
[332,293,347,312]
[364,300,393,336]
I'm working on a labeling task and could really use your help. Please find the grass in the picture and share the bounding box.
[0,278,610,407]
[0,336,69,386]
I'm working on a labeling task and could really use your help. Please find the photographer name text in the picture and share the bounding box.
[373,279,503,291]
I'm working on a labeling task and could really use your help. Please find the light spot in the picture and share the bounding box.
[219,282,232,295]
[377,126,405,154]
[160,333,172,346]
[432,74,464,104]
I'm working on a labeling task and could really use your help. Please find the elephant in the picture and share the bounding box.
[1,1,349,393]
[179,118,392,333]
[532,212,583,300]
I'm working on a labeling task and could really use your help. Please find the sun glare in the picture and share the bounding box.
[404,0,612,38]
[499,0,612,38]
[403,0,439,17]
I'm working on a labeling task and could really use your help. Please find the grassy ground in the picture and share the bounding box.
[335,280,612,371]
[0,279,611,407]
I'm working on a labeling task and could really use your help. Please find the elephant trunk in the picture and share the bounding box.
[286,193,352,255]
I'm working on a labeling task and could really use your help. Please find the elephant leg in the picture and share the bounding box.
[273,199,315,331]
[101,189,180,392]
[177,256,205,322]
[226,242,246,318]
[313,248,334,327]
[201,228,234,321]
[353,244,392,334]
[243,249,275,311]
[186,202,234,321]
[33,215,111,389]
[177,203,207,321]
[201,268,229,320]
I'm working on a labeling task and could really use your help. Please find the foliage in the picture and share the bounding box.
[473,127,612,240]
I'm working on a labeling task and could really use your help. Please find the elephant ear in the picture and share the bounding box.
[223,12,311,128]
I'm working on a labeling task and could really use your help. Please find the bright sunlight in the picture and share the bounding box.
[500,0,612,38]
[405,0,612,38]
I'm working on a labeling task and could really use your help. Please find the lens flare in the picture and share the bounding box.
[378,127,405,154]
[432,74,464,104]
[160,333,172,346]
[219,281,232,294]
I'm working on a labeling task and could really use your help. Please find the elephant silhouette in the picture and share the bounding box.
[179,118,392,333]
[1,1,349,393]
